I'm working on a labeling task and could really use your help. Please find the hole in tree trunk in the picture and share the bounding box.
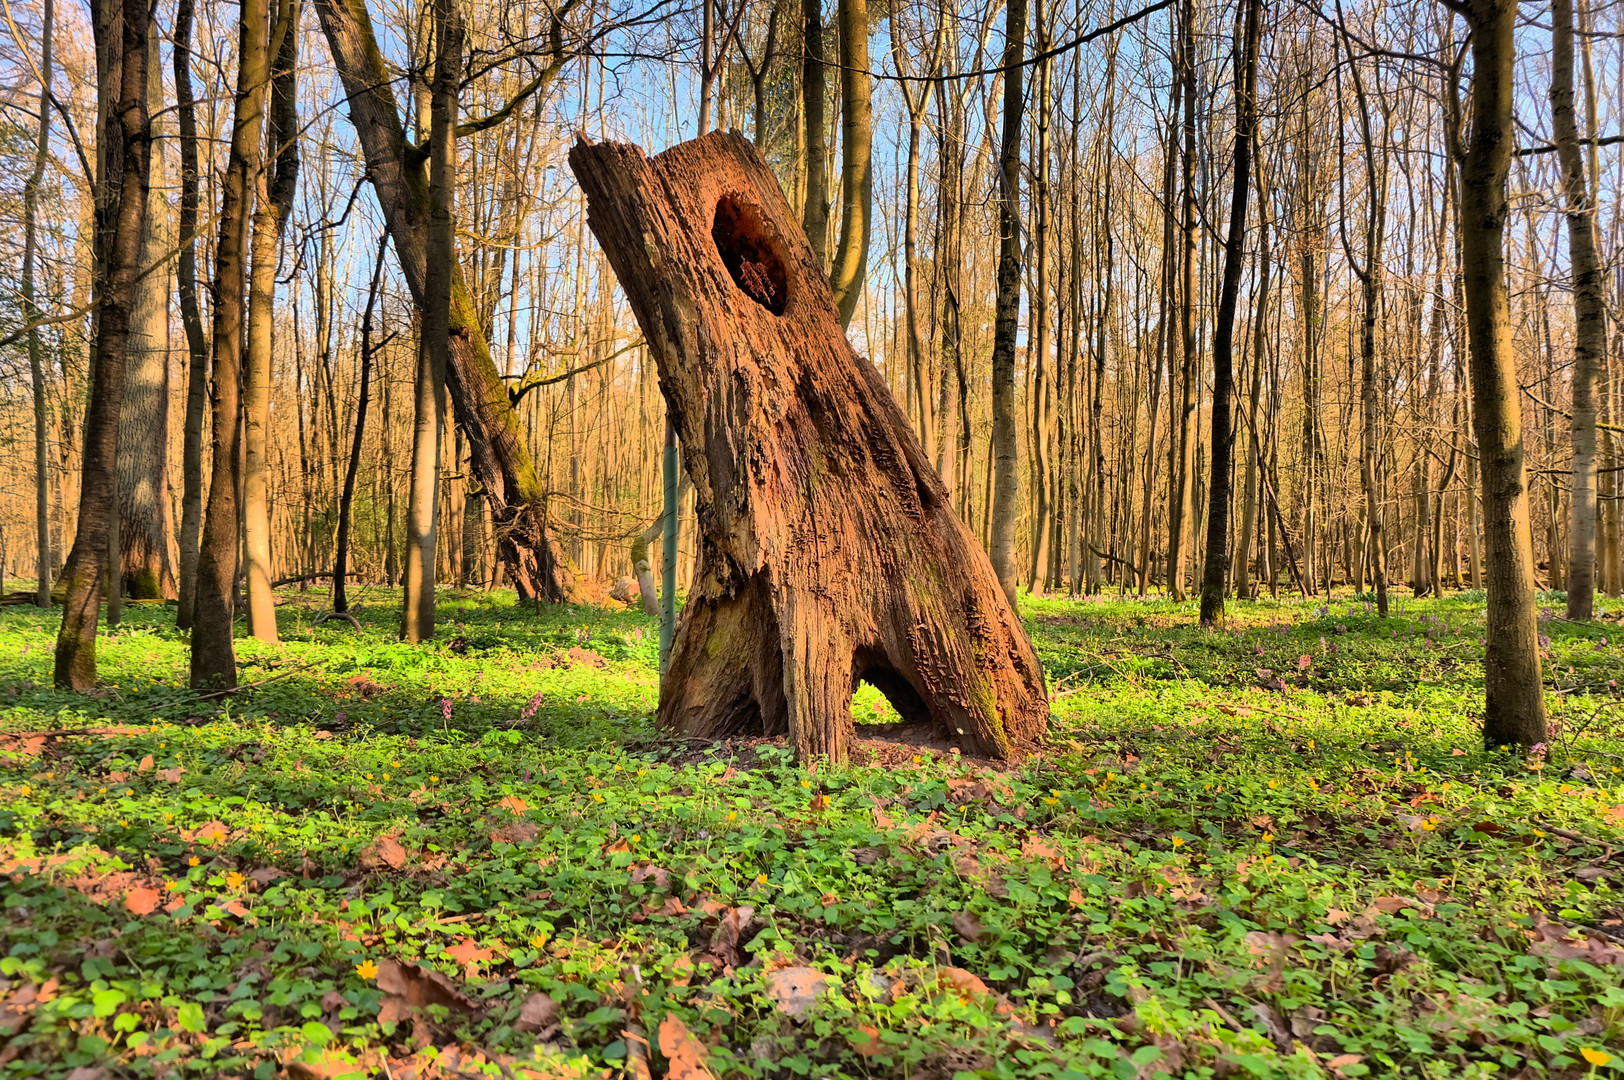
[852,652,956,749]
[712,195,788,315]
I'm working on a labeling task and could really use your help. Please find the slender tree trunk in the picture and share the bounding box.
[55,0,151,689]
[1028,0,1053,597]
[1198,0,1260,627]
[314,0,579,602]
[335,236,388,614]
[22,0,55,608]
[1454,0,1547,747]
[801,0,829,271]
[1168,0,1197,601]
[402,0,462,643]
[191,0,269,688]
[1553,0,1605,618]
[1344,44,1389,616]
[893,6,935,461]
[174,0,208,628]
[828,0,870,327]
[988,0,1028,609]
[1236,191,1270,600]
[1139,59,1179,597]
[243,0,300,641]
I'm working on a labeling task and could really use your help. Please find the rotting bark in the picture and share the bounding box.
[571,131,1049,764]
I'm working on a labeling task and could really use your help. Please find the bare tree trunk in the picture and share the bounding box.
[800,0,829,271]
[893,5,936,462]
[1197,0,1260,627]
[1027,0,1053,597]
[988,0,1027,609]
[335,235,388,614]
[1342,36,1389,616]
[191,0,268,689]
[402,0,461,643]
[1236,179,1270,600]
[572,131,1048,763]
[118,22,177,601]
[827,0,870,327]
[22,0,54,608]
[243,0,299,642]
[1453,0,1547,747]
[174,0,208,628]
[1139,53,1179,597]
[55,0,151,689]
[1167,0,1197,601]
[1552,0,1605,619]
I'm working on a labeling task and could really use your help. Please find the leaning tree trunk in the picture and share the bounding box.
[313,0,578,603]
[571,131,1049,764]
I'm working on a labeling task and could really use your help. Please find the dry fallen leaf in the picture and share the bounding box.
[630,862,672,890]
[765,966,830,1018]
[489,821,539,844]
[952,910,987,944]
[657,1013,717,1080]
[937,967,990,1001]
[1527,912,1624,968]
[497,795,528,815]
[710,905,755,969]
[848,1023,883,1057]
[375,959,483,1026]
[124,886,161,916]
[363,836,408,871]
[137,754,154,772]
[161,767,186,784]
[513,991,560,1037]
[443,938,494,967]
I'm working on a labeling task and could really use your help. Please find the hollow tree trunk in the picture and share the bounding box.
[312,0,578,603]
[571,131,1048,764]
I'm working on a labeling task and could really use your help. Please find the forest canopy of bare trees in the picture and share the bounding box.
[3,0,1621,746]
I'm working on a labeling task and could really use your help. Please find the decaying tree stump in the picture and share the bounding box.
[570,131,1048,762]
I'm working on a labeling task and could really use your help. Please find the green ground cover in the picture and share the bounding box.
[2,587,1624,1079]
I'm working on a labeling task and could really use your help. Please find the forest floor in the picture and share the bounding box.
[3,585,1624,1079]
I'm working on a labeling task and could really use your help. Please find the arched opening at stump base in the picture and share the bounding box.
[850,650,962,753]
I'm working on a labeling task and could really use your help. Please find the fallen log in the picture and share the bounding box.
[570,131,1048,762]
